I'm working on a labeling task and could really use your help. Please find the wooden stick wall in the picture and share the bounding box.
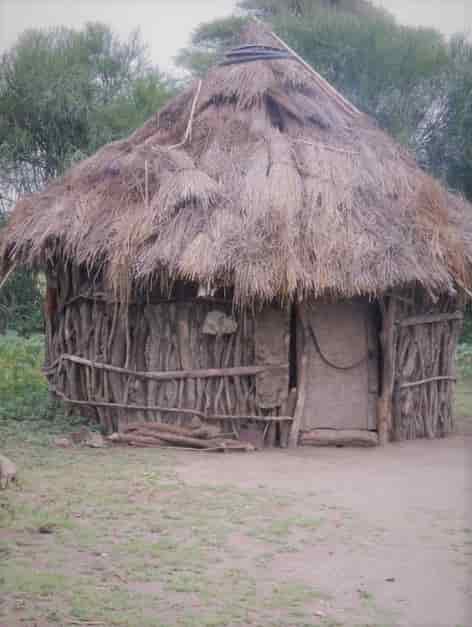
[45,267,264,434]
[390,289,463,441]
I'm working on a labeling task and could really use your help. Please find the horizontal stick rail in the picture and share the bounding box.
[52,389,291,422]
[51,354,288,382]
[399,376,457,390]
[397,312,463,328]
[208,415,293,422]
[52,389,207,418]
[58,293,233,313]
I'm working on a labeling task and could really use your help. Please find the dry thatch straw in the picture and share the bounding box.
[1,20,471,305]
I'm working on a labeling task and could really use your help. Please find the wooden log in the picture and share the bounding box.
[146,432,214,449]
[123,421,197,435]
[397,312,463,328]
[400,376,457,390]
[301,429,379,447]
[145,442,255,453]
[124,422,204,437]
[109,431,228,450]
[58,354,288,382]
[206,415,293,422]
[150,446,225,453]
[108,433,164,447]
[216,441,256,453]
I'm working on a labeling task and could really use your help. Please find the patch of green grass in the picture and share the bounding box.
[265,582,328,609]
[358,589,375,601]
[249,514,324,545]
[164,570,214,595]
[0,333,50,419]
[8,503,77,534]
[1,566,68,597]
[69,585,147,624]
[0,538,12,559]
[456,377,472,417]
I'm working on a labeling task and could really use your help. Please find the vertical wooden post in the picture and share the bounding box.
[378,296,397,445]
[289,304,308,448]
[44,272,58,368]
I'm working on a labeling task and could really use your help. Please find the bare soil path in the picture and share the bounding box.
[1,423,471,627]
[175,436,472,627]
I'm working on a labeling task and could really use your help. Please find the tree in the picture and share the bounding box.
[239,0,392,19]
[175,16,247,76]
[0,23,173,333]
[0,23,171,206]
[415,37,472,200]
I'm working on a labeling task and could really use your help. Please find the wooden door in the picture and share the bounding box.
[300,301,378,432]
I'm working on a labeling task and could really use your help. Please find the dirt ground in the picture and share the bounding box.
[176,435,472,627]
[1,423,471,627]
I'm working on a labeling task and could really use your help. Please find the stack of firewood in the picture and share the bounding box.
[107,422,254,452]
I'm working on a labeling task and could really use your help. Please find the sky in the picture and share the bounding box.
[0,1,471,72]
[374,0,471,37]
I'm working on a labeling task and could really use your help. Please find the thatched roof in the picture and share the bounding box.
[2,22,472,304]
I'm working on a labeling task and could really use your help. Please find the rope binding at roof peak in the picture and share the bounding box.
[219,44,294,66]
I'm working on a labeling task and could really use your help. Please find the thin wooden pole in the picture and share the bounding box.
[0,265,16,292]
[52,389,206,418]
[378,296,397,445]
[168,79,203,150]
[144,159,149,208]
[398,312,463,327]
[400,376,457,390]
[207,415,293,422]
[56,353,288,383]
[253,17,363,118]
[289,304,308,448]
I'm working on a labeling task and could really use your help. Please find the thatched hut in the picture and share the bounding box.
[1,22,471,447]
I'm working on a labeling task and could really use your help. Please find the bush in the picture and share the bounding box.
[0,333,51,420]
[462,310,472,343]
[0,270,45,336]
[458,342,472,380]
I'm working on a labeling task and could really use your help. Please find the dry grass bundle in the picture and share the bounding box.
[1,21,471,304]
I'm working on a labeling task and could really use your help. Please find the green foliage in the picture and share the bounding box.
[438,38,472,199]
[0,271,44,336]
[457,343,472,379]
[0,334,50,420]
[175,17,247,76]
[0,23,173,334]
[0,213,44,336]
[239,0,392,20]
[458,309,472,379]
[0,23,172,197]
[463,310,472,343]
